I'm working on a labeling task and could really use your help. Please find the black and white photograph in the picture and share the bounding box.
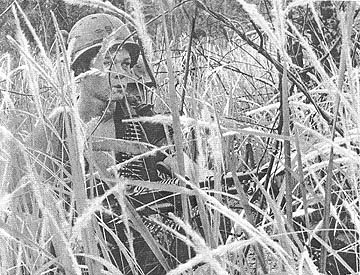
[0,1,359,274]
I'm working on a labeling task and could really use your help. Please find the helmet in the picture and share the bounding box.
[68,13,140,67]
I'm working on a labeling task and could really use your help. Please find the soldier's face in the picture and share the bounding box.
[90,46,132,101]
[104,47,132,88]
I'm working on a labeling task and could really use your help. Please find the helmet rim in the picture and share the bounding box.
[68,13,140,67]
[72,41,140,67]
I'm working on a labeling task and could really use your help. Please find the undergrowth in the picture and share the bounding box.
[1,0,360,275]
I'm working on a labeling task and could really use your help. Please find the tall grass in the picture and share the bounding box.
[1,0,359,274]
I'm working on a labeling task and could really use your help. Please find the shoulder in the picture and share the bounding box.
[26,106,72,150]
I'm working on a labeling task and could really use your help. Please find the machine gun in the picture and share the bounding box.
[128,167,269,216]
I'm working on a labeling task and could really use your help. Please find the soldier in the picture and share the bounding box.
[28,12,198,274]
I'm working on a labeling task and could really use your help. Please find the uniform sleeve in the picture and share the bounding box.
[26,107,71,183]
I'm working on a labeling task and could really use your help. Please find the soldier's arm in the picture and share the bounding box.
[26,107,71,183]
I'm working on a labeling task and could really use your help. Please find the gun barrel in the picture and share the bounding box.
[130,169,268,215]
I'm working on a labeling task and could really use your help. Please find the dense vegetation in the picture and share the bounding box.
[1,0,360,274]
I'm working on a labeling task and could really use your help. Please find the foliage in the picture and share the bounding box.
[0,0,126,55]
[1,0,360,275]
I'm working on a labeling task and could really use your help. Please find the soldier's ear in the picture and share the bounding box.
[91,54,103,70]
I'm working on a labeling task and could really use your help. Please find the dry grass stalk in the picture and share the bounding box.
[320,4,356,272]
[2,0,360,274]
